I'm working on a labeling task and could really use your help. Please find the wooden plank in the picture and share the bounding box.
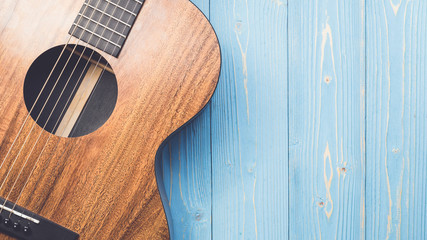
[159,0,212,239]
[366,1,427,239]
[288,0,365,239]
[160,109,212,240]
[210,0,288,239]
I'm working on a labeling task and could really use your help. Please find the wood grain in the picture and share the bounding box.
[159,1,427,240]
[288,0,365,239]
[158,0,213,239]
[210,0,288,239]
[159,107,212,240]
[159,0,427,239]
[0,0,220,239]
[366,0,427,239]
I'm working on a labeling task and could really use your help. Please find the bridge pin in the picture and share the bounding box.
[13,222,20,231]
[3,218,12,227]
[23,225,31,235]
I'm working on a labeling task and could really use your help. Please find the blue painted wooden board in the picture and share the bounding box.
[159,2,212,240]
[366,1,427,239]
[157,0,427,239]
[288,0,365,239]
[209,0,288,239]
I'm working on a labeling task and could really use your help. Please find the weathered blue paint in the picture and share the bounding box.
[157,0,427,239]
[288,0,365,239]
[209,0,288,239]
[159,2,212,240]
[366,1,427,240]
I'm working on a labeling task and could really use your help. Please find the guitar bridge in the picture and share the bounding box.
[0,197,79,240]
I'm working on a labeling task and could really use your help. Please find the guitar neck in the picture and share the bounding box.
[69,0,144,57]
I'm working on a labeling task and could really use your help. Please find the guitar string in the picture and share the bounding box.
[18,0,139,221]
[0,48,98,215]
[8,0,140,218]
[64,1,140,139]
[0,0,97,175]
[0,0,111,213]
[59,1,140,139]
[0,0,107,214]
[1,0,123,213]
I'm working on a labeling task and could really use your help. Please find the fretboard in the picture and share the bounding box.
[69,0,144,57]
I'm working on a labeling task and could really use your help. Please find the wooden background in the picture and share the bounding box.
[158,0,427,239]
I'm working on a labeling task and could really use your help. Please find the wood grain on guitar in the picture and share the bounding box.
[0,0,220,239]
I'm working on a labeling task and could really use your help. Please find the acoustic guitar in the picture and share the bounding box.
[0,0,220,239]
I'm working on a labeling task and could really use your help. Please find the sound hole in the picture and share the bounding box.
[23,44,118,138]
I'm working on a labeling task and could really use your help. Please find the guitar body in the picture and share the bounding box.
[0,0,220,239]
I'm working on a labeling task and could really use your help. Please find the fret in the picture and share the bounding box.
[72,23,122,48]
[69,0,145,57]
[83,2,132,28]
[108,1,137,17]
[73,15,124,45]
[72,26,121,56]
[78,13,127,38]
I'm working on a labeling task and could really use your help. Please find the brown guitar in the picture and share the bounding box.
[0,0,220,239]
